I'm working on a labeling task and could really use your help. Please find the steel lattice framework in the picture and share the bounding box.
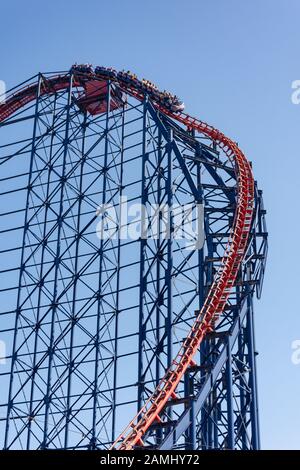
[0,67,267,450]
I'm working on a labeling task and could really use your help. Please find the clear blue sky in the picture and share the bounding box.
[1,0,299,449]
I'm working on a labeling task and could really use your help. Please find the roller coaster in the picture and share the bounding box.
[0,65,267,450]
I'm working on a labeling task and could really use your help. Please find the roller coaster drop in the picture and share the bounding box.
[0,66,267,450]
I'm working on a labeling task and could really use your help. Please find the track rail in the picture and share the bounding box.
[0,68,255,450]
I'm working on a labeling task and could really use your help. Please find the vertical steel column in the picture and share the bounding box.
[26,91,58,449]
[166,129,173,371]
[237,284,247,449]
[111,102,125,442]
[64,111,88,448]
[196,146,205,320]
[185,145,203,450]
[184,372,196,449]
[91,81,111,448]
[42,73,73,448]
[226,341,235,448]
[200,211,214,449]
[196,146,205,451]
[4,74,43,449]
[137,98,148,412]
[246,264,260,449]
[155,126,163,446]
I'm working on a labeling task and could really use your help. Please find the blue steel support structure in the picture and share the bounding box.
[0,72,267,449]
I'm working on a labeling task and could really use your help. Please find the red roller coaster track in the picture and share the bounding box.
[0,68,254,450]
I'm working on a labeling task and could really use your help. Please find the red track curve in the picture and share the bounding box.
[0,69,254,450]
